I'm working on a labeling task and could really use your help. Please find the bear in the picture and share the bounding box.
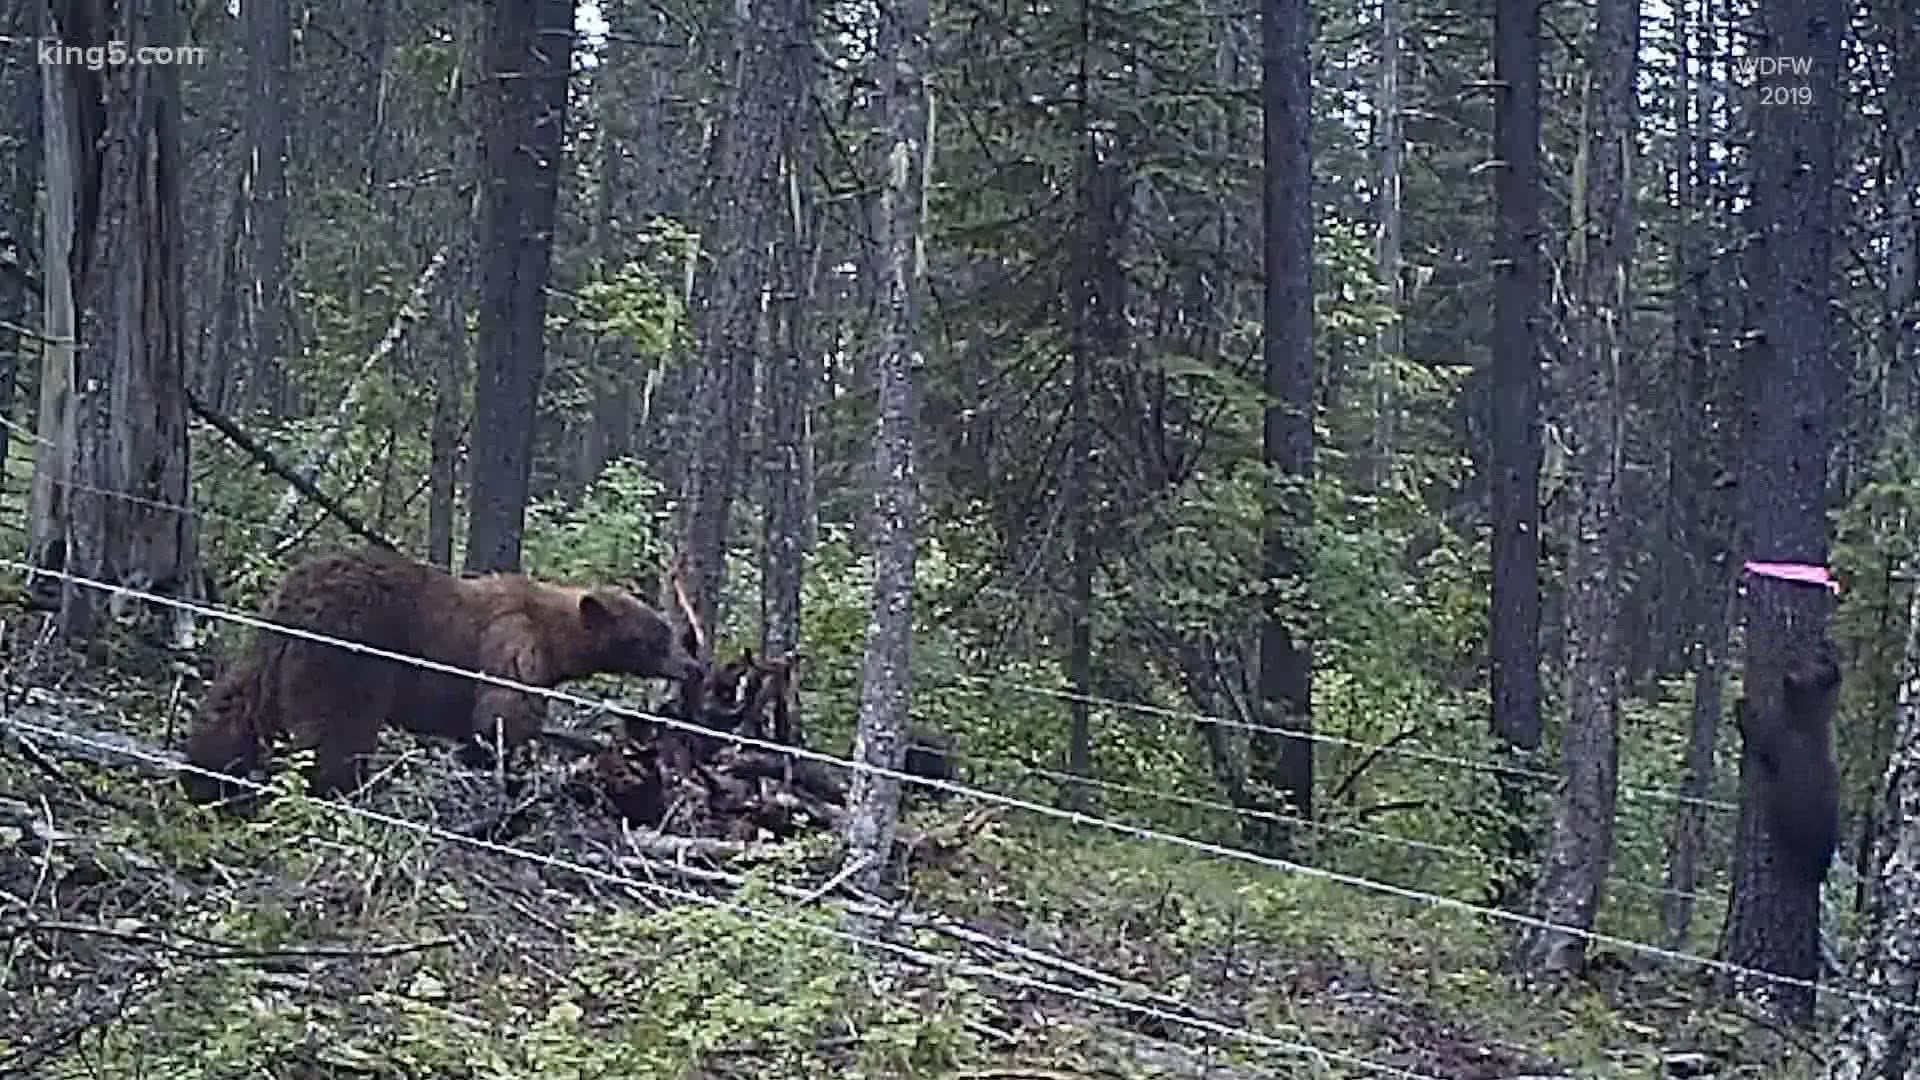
[1735,639,1843,887]
[903,724,957,800]
[180,546,704,804]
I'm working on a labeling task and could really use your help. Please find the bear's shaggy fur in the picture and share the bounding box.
[181,547,702,803]
[1737,639,1843,886]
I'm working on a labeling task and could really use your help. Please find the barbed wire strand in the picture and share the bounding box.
[952,673,1741,814]
[0,560,1903,1020]
[1001,758,1725,905]
[0,714,1449,1080]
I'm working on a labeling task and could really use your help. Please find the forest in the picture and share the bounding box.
[0,0,1917,1074]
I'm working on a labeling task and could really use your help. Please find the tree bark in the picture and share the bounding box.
[428,263,467,569]
[761,0,820,675]
[43,0,196,644]
[242,0,290,415]
[841,0,930,901]
[676,0,785,644]
[1485,0,1544,906]
[1826,570,1920,1078]
[1517,0,1637,973]
[1252,0,1314,849]
[1369,0,1402,490]
[1660,0,1732,947]
[26,0,92,603]
[1722,0,1842,1027]
[464,0,574,575]
[0,6,37,487]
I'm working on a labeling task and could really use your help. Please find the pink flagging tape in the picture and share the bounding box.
[1743,560,1842,593]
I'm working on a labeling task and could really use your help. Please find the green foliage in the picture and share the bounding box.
[520,458,674,586]
[573,223,696,359]
[1829,437,1920,837]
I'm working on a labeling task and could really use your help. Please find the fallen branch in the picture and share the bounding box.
[185,389,396,552]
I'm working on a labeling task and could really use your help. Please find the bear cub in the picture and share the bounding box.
[1736,639,1843,887]
[182,546,703,804]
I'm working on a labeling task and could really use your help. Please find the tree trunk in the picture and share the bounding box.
[0,8,37,488]
[1369,0,1402,490]
[1660,3,1731,947]
[1884,3,1918,425]
[1485,0,1544,905]
[1517,0,1637,972]
[676,0,784,644]
[427,3,483,571]
[1722,0,1842,1027]
[26,0,93,603]
[428,264,467,569]
[761,0,819,674]
[243,0,290,415]
[464,0,573,575]
[197,177,247,413]
[365,0,392,199]
[1826,570,1920,1078]
[841,0,930,901]
[46,0,196,644]
[1251,0,1314,851]
[1061,125,1104,812]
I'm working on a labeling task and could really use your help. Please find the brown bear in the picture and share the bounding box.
[1735,639,1843,886]
[180,546,703,804]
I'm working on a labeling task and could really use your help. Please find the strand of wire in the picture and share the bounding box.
[0,714,1449,1080]
[0,428,1741,816]
[952,673,1741,815]
[2,561,1901,1018]
[0,418,296,534]
[1002,759,1726,906]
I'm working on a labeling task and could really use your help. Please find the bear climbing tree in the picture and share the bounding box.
[1734,639,1842,887]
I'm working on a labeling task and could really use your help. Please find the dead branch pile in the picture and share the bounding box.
[558,648,854,842]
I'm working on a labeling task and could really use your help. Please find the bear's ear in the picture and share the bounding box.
[579,592,617,632]
[1782,644,1842,707]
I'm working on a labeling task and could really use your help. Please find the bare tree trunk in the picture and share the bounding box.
[1885,3,1918,425]
[1722,0,1842,1026]
[1826,569,1920,1078]
[428,265,467,568]
[48,0,196,644]
[26,0,100,603]
[1485,0,1544,906]
[243,0,290,415]
[365,0,392,199]
[841,0,930,901]
[427,5,482,570]
[1660,2,1730,946]
[677,0,784,644]
[1517,0,1637,972]
[464,0,573,575]
[1370,0,1402,490]
[1061,20,1102,808]
[0,10,37,488]
[197,177,246,412]
[1251,0,1314,851]
[761,0,819,673]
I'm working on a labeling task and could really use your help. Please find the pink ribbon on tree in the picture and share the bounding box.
[1743,561,1842,593]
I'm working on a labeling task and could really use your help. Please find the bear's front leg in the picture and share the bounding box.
[462,687,549,784]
